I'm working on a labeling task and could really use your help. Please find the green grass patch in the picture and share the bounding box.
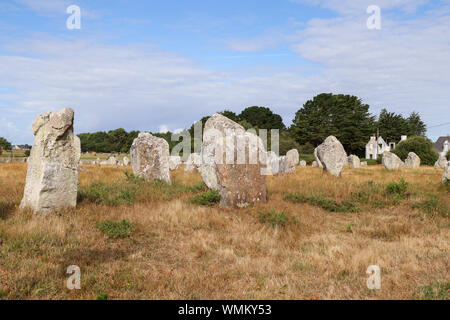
[284,192,358,212]
[258,209,294,227]
[412,198,449,218]
[413,281,449,300]
[96,292,109,300]
[98,220,132,239]
[190,190,220,206]
[385,178,409,198]
[78,171,207,206]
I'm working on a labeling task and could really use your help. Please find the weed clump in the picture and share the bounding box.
[98,220,132,239]
[284,192,358,212]
[385,178,409,198]
[190,190,220,206]
[258,209,293,227]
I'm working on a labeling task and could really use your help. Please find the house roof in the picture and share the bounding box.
[434,136,450,152]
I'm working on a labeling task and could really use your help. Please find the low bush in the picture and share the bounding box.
[392,136,439,165]
[258,209,291,227]
[413,281,449,300]
[98,220,132,239]
[190,190,220,206]
[385,178,409,198]
[284,192,358,212]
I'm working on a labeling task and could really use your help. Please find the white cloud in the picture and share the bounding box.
[0,37,318,143]
[1,1,449,144]
[290,0,429,15]
[159,125,169,134]
[287,6,450,139]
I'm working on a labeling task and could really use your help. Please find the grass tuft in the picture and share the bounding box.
[190,190,220,206]
[98,220,132,239]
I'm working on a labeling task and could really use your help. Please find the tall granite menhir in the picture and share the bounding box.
[20,108,81,214]
[130,132,171,184]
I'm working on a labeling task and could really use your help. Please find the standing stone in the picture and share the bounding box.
[184,153,201,172]
[215,131,267,208]
[130,133,171,184]
[405,152,421,168]
[20,108,81,214]
[266,151,280,175]
[169,156,181,171]
[299,160,307,167]
[106,156,118,165]
[435,155,447,168]
[443,161,450,184]
[313,147,323,168]
[312,161,319,167]
[315,136,347,177]
[347,155,361,169]
[360,161,368,167]
[200,113,246,190]
[123,156,130,166]
[285,149,299,174]
[382,152,404,170]
[278,156,288,174]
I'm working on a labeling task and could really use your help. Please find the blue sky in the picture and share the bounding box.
[0,0,449,144]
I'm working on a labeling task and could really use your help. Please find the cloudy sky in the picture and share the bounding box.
[0,0,449,144]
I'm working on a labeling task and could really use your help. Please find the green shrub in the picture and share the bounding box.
[385,178,409,197]
[446,150,450,159]
[284,192,358,212]
[190,190,220,206]
[79,172,208,206]
[258,209,290,227]
[98,220,132,239]
[78,182,138,206]
[413,281,449,300]
[392,136,439,166]
[411,198,438,214]
[96,292,109,300]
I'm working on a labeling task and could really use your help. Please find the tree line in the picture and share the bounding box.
[77,93,428,157]
[1,93,429,158]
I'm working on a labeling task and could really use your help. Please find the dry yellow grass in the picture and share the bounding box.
[0,163,448,300]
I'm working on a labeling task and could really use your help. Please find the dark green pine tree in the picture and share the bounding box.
[238,106,286,130]
[290,93,376,156]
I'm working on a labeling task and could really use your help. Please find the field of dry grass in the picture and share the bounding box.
[0,163,448,300]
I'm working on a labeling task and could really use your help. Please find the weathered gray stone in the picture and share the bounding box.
[265,151,280,175]
[214,131,267,208]
[316,136,347,177]
[20,108,81,214]
[123,156,130,166]
[278,156,288,174]
[169,155,181,171]
[299,160,306,167]
[360,161,368,166]
[200,113,246,190]
[382,152,404,170]
[284,149,299,174]
[106,156,119,165]
[79,159,95,165]
[435,155,447,168]
[347,155,360,169]
[184,153,201,172]
[443,161,450,184]
[405,152,420,168]
[312,161,318,167]
[130,132,171,184]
